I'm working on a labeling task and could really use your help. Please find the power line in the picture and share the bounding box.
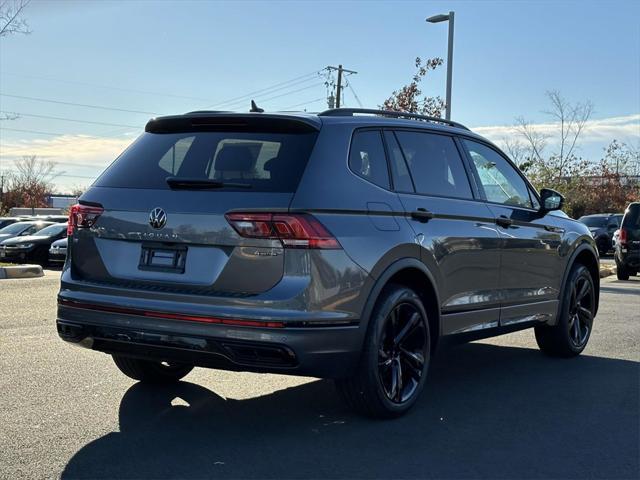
[281,97,326,110]
[203,70,324,109]
[0,126,131,138]
[0,93,160,115]
[254,83,326,105]
[0,72,217,103]
[216,76,324,111]
[345,79,364,108]
[0,111,140,129]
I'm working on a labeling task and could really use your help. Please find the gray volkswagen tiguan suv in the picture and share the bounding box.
[57,108,600,418]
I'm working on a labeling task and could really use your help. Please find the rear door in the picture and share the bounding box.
[72,117,318,295]
[460,139,563,326]
[384,129,503,335]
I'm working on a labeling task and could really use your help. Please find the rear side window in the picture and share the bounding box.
[349,130,390,189]
[383,131,414,192]
[394,131,472,199]
[95,130,318,192]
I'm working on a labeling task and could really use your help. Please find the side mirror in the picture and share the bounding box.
[539,188,564,212]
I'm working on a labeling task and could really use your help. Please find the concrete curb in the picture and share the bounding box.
[599,265,616,279]
[0,264,44,279]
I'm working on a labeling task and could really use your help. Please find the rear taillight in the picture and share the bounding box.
[619,228,628,246]
[68,204,104,236]
[225,212,340,249]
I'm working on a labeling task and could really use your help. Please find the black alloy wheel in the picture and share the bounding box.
[378,302,428,404]
[567,274,594,348]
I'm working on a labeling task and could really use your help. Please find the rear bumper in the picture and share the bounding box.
[620,251,640,269]
[56,303,364,378]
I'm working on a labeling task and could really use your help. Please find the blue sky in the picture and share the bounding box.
[1,0,639,191]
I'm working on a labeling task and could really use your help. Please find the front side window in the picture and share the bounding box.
[394,131,472,199]
[349,130,390,189]
[463,139,533,209]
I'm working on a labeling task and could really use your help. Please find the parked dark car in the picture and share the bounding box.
[614,202,640,280]
[0,222,67,265]
[578,213,623,255]
[24,215,69,223]
[56,109,600,418]
[48,237,68,265]
[0,217,22,229]
[0,221,53,243]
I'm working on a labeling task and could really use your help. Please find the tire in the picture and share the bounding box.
[335,284,431,419]
[616,262,630,281]
[535,264,596,357]
[112,355,193,383]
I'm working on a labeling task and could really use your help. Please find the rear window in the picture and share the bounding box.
[95,131,318,192]
[622,204,640,228]
[579,216,608,228]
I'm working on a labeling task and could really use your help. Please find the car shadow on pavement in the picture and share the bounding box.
[62,343,639,479]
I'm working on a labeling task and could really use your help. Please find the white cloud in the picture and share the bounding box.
[0,133,137,169]
[472,114,640,145]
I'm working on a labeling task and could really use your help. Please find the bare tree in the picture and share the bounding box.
[512,90,593,178]
[0,0,31,37]
[5,156,59,213]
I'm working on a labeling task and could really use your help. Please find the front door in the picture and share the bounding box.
[461,139,563,327]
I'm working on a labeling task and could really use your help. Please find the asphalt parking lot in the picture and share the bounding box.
[1,270,638,479]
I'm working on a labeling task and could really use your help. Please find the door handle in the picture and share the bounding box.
[496,216,513,228]
[410,208,434,223]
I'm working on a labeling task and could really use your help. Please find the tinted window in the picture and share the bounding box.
[579,216,608,228]
[395,131,472,199]
[383,131,414,192]
[0,222,30,234]
[464,140,533,208]
[349,130,390,189]
[35,223,67,237]
[95,131,318,192]
[622,204,640,228]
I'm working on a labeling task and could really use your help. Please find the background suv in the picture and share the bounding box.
[57,108,599,418]
[578,213,623,255]
[614,202,640,280]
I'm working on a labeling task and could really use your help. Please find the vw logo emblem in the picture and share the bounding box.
[149,207,167,230]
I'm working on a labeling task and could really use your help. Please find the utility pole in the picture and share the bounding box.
[326,65,357,108]
[0,174,4,213]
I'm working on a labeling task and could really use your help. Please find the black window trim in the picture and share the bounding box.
[457,134,543,213]
[384,127,480,202]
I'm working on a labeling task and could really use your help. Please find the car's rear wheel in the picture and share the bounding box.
[616,261,630,280]
[112,355,193,383]
[335,284,431,418]
[535,264,595,357]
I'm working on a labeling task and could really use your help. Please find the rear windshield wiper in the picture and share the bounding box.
[166,177,253,190]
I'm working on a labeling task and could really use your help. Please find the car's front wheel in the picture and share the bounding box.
[112,355,193,383]
[535,264,596,357]
[335,284,431,418]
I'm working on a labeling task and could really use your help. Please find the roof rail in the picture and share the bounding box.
[318,108,469,131]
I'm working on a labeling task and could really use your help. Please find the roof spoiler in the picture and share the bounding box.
[146,113,321,134]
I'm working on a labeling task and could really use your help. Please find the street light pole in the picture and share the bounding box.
[445,11,454,121]
[426,11,455,120]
